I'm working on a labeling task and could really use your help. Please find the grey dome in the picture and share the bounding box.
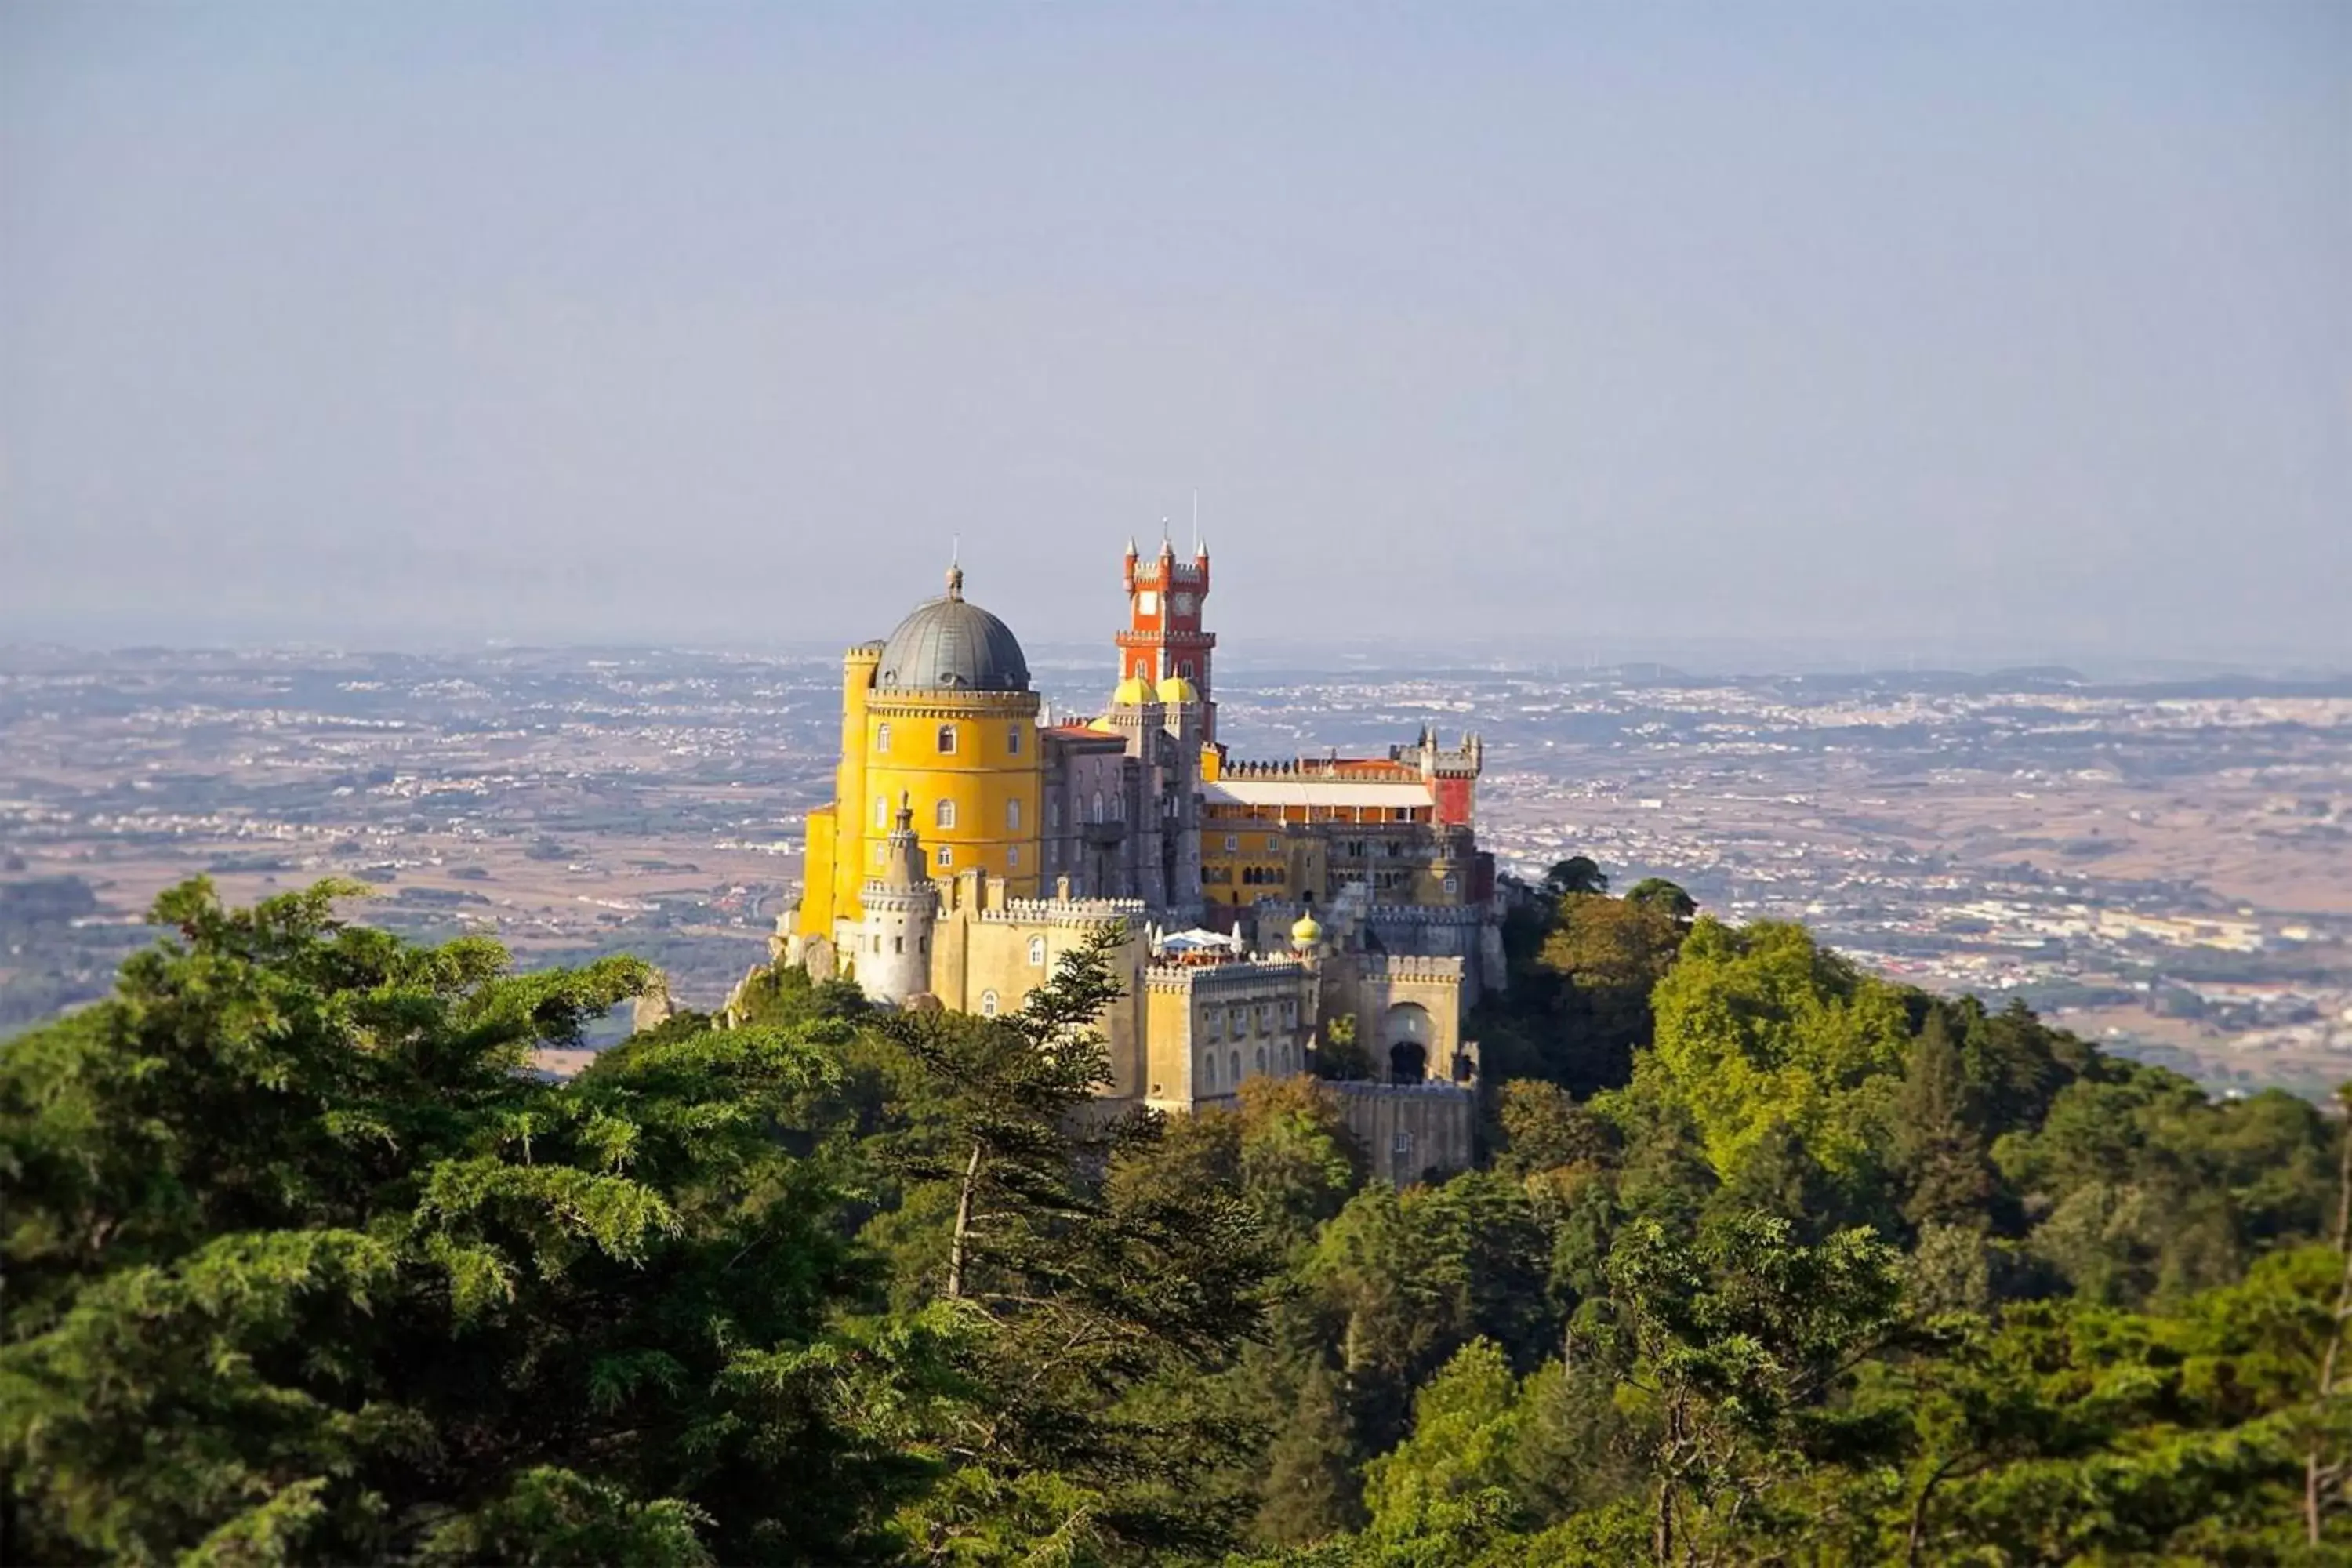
[875,568,1031,693]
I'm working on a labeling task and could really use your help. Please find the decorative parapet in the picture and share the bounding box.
[977,896,1145,930]
[1219,756,1419,782]
[863,689,1040,719]
[1143,957,1306,993]
[1365,903,1486,927]
[1131,558,1207,586]
[1351,954,1465,985]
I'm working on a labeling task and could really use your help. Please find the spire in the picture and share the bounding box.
[879,791,925,890]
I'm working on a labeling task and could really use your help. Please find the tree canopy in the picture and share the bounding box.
[6,873,2349,1565]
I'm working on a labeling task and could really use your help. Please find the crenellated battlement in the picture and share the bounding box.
[1131,560,1207,588]
[1144,957,1305,992]
[1351,954,1465,984]
[1220,756,1419,781]
[977,896,1145,930]
[1365,903,1485,927]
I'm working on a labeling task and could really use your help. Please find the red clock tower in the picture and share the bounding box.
[1116,537,1218,741]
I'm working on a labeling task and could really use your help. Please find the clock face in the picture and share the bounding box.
[1171,592,1196,616]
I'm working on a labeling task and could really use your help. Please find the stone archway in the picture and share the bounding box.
[1383,1002,1432,1084]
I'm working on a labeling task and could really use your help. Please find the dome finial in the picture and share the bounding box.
[946,562,964,601]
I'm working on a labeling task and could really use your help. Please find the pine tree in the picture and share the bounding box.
[1252,1357,1366,1546]
[0,879,901,1565]
[872,927,1284,1562]
[1893,1008,1994,1229]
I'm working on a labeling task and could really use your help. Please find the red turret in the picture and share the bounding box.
[1114,535,1217,739]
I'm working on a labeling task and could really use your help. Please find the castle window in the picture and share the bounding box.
[1007,846,1019,869]
[1007,725,1022,756]
[1029,935,1047,966]
[1224,835,1239,852]
[875,796,889,829]
[1229,1051,1241,1087]
[1180,660,1194,679]
[1048,799,1061,829]
[1007,799,1021,831]
[936,724,958,754]
[893,935,903,954]
[1443,875,1459,895]
[1206,1008,1221,1040]
[1091,792,1105,824]
[937,847,953,868]
[1202,1054,1216,1089]
[936,799,956,829]
[980,990,999,1018]
[1392,1131,1414,1159]
[1254,1046,1266,1076]
[875,722,891,752]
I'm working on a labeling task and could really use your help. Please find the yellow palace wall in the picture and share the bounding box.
[860,692,1044,902]
[800,648,1048,938]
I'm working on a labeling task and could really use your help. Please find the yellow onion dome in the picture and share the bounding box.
[1290,913,1323,949]
[1155,675,1199,706]
[1111,675,1152,706]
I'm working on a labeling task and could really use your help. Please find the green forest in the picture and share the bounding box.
[7,867,2352,1565]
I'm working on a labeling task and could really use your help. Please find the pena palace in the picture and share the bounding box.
[775,539,1501,1180]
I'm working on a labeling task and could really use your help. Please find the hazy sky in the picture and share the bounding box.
[4,2,2346,667]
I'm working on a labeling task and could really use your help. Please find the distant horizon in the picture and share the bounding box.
[5,630,2347,689]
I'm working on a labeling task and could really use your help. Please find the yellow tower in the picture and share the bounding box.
[797,565,1044,942]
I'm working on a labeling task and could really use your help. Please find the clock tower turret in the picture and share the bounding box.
[1116,535,1218,741]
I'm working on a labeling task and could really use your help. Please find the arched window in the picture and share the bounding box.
[875,722,891,752]
[1006,799,1021,831]
[1028,935,1047,967]
[1202,1054,1217,1090]
[1229,1051,1242,1087]
[936,724,957,754]
[874,796,888,829]
[980,989,999,1017]
[1254,1046,1266,1076]
[935,798,956,829]
[1091,792,1105,824]
[1006,725,1022,756]
[1007,845,1019,869]
[936,846,953,868]
[1179,660,1195,679]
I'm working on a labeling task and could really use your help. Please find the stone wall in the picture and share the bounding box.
[1329,1081,1476,1185]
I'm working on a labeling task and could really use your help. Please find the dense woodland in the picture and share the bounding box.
[6,863,2352,1565]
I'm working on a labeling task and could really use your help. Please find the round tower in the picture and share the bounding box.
[858,795,936,1007]
[861,563,1047,899]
